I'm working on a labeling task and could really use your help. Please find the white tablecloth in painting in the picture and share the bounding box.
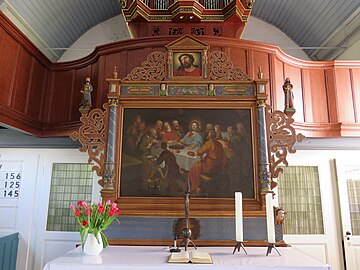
[152,144,200,171]
[43,246,332,270]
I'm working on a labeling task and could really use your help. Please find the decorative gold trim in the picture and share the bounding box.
[123,51,166,81]
[209,51,251,81]
[257,100,266,107]
[70,103,109,176]
[265,104,305,179]
[109,99,119,106]
[128,87,152,93]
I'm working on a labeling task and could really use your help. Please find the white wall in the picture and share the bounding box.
[58,14,130,62]
[0,149,100,270]
[242,17,310,60]
[337,38,360,60]
[58,15,310,62]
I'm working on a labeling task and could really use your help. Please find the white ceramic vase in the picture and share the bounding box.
[83,233,103,256]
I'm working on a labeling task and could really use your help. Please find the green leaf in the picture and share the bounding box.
[100,231,109,248]
[80,227,89,251]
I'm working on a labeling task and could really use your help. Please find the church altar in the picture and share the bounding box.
[43,246,332,270]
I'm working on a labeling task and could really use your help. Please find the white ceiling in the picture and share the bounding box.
[0,0,360,61]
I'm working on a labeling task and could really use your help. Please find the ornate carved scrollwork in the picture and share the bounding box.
[123,51,166,81]
[70,104,109,176]
[209,51,251,81]
[265,104,305,180]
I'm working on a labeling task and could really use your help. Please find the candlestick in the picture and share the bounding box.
[235,192,243,242]
[266,193,276,243]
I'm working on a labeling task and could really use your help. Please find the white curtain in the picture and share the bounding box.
[277,166,324,234]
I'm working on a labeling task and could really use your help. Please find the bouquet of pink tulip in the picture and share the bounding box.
[70,200,120,250]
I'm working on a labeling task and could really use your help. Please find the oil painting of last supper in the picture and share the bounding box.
[120,108,254,198]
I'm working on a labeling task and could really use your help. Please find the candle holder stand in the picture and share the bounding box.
[233,241,247,255]
[266,243,281,256]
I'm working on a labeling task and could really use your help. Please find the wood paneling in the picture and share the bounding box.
[351,69,360,123]
[2,13,360,138]
[0,31,19,106]
[251,50,271,100]
[302,69,329,123]
[12,47,33,112]
[47,71,73,124]
[27,61,47,120]
[271,56,284,111]
[324,69,338,123]
[334,68,355,123]
[283,64,304,122]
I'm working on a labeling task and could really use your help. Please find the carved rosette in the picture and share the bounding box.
[70,103,109,176]
[265,104,305,180]
[209,51,251,81]
[123,51,166,81]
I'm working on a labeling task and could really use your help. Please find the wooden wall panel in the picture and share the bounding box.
[2,15,360,138]
[0,31,19,106]
[351,69,360,123]
[270,56,284,110]
[27,62,47,120]
[334,68,355,122]
[283,64,304,122]
[226,47,248,76]
[47,71,73,124]
[96,56,107,108]
[12,47,33,112]
[324,69,338,123]
[251,51,271,103]
[302,69,328,123]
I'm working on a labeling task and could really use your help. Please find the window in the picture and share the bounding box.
[345,165,360,235]
[277,166,324,234]
[46,163,93,231]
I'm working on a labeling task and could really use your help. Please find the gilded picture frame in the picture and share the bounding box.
[172,51,203,78]
[114,98,259,218]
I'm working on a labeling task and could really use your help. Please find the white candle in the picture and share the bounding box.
[235,192,243,242]
[266,193,276,243]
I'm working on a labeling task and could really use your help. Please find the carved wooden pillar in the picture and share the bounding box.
[102,68,121,202]
[257,99,271,193]
[255,68,271,195]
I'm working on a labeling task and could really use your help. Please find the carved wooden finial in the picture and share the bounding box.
[113,66,118,79]
[257,67,263,80]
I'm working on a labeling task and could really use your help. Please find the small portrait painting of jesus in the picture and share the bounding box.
[173,52,202,77]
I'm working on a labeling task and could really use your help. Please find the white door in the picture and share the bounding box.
[30,150,100,270]
[0,150,40,270]
[335,158,360,270]
[277,150,344,270]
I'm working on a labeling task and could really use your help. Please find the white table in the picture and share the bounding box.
[43,246,332,270]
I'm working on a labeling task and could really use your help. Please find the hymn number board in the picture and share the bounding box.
[0,161,22,201]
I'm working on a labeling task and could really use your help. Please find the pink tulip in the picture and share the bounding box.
[106,200,111,205]
[111,203,117,209]
[70,205,75,210]
[98,202,103,207]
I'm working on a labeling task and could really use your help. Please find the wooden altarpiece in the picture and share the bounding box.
[71,35,303,246]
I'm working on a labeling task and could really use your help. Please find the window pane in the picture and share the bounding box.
[345,165,360,235]
[46,163,93,231]
[277,166,324,234]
